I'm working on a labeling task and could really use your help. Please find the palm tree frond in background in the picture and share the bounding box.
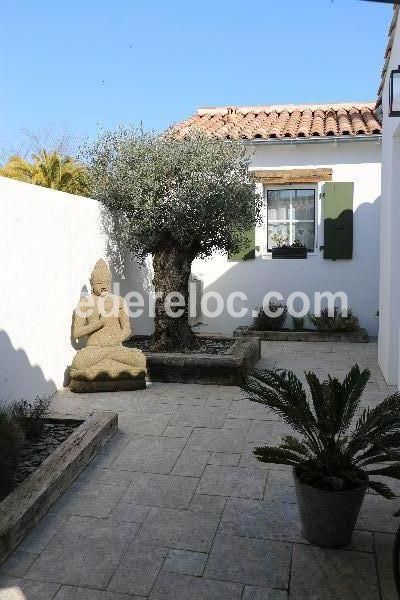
[0,150,89,196]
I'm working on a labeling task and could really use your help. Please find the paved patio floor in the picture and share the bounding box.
[0,341,398,600]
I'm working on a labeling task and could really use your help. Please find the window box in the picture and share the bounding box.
[271,246,308,259]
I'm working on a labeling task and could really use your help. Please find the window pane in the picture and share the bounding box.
[268,222,290,248]
[292,222,315,250]
[267,189,290,220]
[292,190,314,220]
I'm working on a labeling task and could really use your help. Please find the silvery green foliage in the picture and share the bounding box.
[84,127,262,260]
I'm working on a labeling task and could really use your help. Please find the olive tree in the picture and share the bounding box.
[86,128,262,351]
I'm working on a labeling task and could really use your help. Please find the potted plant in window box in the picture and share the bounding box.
[271,237,308,259]
[241,365,400,548]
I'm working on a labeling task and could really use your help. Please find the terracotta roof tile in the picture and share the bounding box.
[173,102,381,141]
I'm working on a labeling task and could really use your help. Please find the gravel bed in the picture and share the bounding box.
[125,336,235,355]
[14,420,82,486]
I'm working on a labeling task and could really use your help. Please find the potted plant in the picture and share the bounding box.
[252,302,288,331]
[271,236,308,259]
[241,365,400,547]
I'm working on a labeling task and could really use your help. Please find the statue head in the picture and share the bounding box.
[90,259,112,297]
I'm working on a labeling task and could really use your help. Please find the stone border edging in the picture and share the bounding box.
[233,327,369,343]
[0,410,118,565]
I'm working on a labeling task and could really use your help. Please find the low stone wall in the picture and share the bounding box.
[233,327,369,343]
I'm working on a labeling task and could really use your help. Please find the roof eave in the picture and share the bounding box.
[239,134,382,145]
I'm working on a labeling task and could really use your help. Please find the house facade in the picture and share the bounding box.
[378,6,400,386]
[175,103,382,336]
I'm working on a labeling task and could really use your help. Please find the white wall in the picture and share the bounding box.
[379,11,400,387]
[0,177,107,401]
[192,140,381,337]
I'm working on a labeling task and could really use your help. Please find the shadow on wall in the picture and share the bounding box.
[100,208,155,335]
[0,330,57,404]
[196,196,381,336]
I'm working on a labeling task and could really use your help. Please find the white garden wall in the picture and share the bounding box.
[192,140,381,337]
[0,177,107,401]
[378,10,400,387]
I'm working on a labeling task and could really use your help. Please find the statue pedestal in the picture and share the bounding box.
[69,358,146,393]
[70,378,146,392]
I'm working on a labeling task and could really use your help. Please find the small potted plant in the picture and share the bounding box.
[271,235,307,259]
[252,302,288,331]
[241,365,400,547]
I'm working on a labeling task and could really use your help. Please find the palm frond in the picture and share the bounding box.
[253,445,303,467]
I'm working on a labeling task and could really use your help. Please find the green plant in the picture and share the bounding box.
[309,307,359,332]
[252,302,288,331]
[0,409,25,499]
[292,316,305,330]
[0,150,89,196]
[11,396,50,439]
[241,365,400,498]
[85,128,262,352]
[271,232,288,247]
[291,239,306,248]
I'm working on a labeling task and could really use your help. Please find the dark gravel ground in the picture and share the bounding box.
[125,336,235,355]
[14,420,82,485]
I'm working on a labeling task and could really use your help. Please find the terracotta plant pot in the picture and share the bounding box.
[293,470,368,547]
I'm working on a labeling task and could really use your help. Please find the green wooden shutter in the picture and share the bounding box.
[323,182,354,260]
[228,228,256,261]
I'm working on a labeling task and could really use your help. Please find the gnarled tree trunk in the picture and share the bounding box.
[151,240,199,352]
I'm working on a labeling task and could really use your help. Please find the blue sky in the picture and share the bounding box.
[0,0,393,157]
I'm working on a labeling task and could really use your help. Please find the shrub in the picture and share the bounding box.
[292,316,305,330]
[0,409,25,499]
[11,396,50,439]
[241,365,400,497]
[309,307,359,332]
[252,302,288,331]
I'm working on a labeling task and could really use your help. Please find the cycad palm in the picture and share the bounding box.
[241,365,400,499]
[0,150,89,196]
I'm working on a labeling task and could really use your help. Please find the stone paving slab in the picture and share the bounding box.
[0,341,396,600]
[204,533,292,589]
[197,465,268,499]
[162,549,207,576]
[112,435,186,474]
[107,543,168,596]
[136,507,220,552]
[55,587,145,600]
[26,516,137,588]
[122,473,198,509]
[289,544,380,600]
[149,572,243,600]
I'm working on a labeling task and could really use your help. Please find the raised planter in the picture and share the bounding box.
[127,335,261,385]
[233,326,369,343]
[0,411,118,565]
[271,246,307,259]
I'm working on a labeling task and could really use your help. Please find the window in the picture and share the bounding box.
[266,188,316,251]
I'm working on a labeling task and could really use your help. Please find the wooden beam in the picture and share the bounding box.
[252,168,333,184]
[0,411,118,565]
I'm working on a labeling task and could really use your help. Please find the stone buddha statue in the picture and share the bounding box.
[69,259,146,392]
